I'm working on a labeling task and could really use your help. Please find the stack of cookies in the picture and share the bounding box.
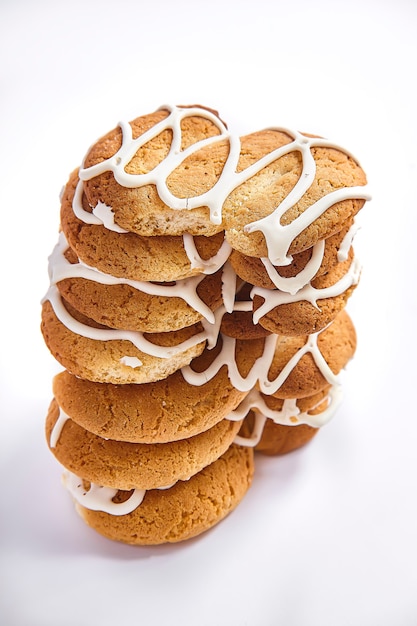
[41,104,370,545]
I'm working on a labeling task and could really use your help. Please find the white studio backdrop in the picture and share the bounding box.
[1,1,416,625]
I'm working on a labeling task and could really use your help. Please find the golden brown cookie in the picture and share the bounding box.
[255,419,318,455]
[222,129,368,262]
[46,398,242,490]
[264,309,356,398]
[41,295,206,384]
[60,170,228,282]
[251,390,329,455]
[258,386,331,422]
[252,254,360,336]
[181,311,356,400]
[54,244,224,333]
[52,342,251,443]
[229,225,355,289]
[233,386,333,452]
[81,106,229,237]
[66,444,254,545]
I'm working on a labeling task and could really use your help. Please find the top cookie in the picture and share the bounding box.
[76,104,370,265]
[81,106,229,238]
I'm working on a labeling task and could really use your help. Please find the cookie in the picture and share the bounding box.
[181,310,356,399]
[52,235,224,333]
[252,254,360,336]
[235,386,337,454]
[52,341,251,444]
[81,106,229,237]
[41,294,206,384]
[46,398,242,490]
[61,170,229,282]
[264,309,356,398]
[64,444,254,545]
[255,419,318,455]
[228,222,356,290]
[222,129,369,263]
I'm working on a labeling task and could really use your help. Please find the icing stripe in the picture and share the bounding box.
[62,470,145,516]
[251,257,361,322]
[49,233,217,324]
[43,285,207,359]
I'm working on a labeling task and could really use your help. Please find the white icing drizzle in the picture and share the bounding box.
[260,326,340,395]
[49,408,70,448]
[260,239,326,295]
[182,332,278,393]
[181,321,340,397]
[76,104,371,265]
[72,177,129,233]
[245,180,369,267]
[48,233,217,324]
[234,413,268,448]
[221,261,237,314]
[182,232,232,275]
[251,257,362,323]
[42,285,207,359]
[230,385,344,447]
[337,220,360,262]
[120,356,143,368]
[62,470,183,516]
[62,470,146,516]
[92,201,130,233]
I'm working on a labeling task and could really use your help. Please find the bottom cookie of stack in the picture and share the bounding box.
[60,445,254,546]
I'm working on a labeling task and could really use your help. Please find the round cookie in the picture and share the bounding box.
[46,399,242,490]
[258,386,331,422]
[183,311,356,399]
[66,444,254,545]
[55,244,224,333]
[80,106,230,237]
[61,170,228,283]
[264,309,357,398]
[41,294,206,384]
[252,254,360,336]
[52,341,252,443]
[222,129,368,262]
[229,224,355,290]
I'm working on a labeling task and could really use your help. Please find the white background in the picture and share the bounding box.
[1,0,416,624]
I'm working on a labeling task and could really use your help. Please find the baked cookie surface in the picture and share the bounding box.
[252,254,360,336]
[61,170,228,282]
[67,444,254,545]
[41,295,206,384]
[46,399,242,490]
[52,347,249,443]
[54,241,224,333]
